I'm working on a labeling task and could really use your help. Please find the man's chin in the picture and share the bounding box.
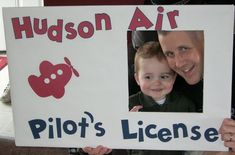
[185,77,201,85]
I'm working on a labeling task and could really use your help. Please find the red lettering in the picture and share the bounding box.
[167,10,179,29]
[129,6,179,31]
[128,7,153,30]
[78,21,94,39]
[47,19,63,42]
[95,13,112,30]
[12,16,33,39]
[34,18,47,35]
[155,6,164,30]
[11,13,112,42]
[65,22,77,40]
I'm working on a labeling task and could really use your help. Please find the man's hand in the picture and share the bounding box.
[219,118,235,151]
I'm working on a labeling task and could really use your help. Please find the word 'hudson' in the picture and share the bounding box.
[11,14,112,42]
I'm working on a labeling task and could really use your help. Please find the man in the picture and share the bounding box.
[157,31,235,152]
[157,31,204,112]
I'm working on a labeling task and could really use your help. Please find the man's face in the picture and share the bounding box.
[158,31,204,85]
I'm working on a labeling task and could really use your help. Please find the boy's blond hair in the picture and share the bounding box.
[134,41,166,73]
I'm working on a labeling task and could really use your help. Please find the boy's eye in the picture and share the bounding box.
[144,76,151,80]
[160,75,171,80]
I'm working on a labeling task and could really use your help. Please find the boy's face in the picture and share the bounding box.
[135,57,176,101]
[158,31,204,85]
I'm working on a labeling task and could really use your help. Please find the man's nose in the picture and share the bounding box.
[174,53,185,68]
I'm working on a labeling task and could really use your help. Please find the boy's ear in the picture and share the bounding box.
[134,73,140,85]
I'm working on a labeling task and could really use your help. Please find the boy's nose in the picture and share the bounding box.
[153,79,161,86]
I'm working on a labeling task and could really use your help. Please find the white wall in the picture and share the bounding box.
[0,0,44,51]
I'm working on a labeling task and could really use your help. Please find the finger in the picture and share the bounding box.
[219,126,235,135]
[224,118,235,126]
[94,145,112,155]
[219,119,235,134]
[130,105,143,112]
[223,141,235,151]
[97,146,112,155]
[82,147,91,152]
[105,149,112,154]
[130,107,137,112]
[221,118,235,127]
[101,148,112,155]
[221,133,234,142]
[96,145,105,154]
[82,147,93,154]
[232,148,235,152]
[86,147,102,155]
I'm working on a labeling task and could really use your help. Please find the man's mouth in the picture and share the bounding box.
[181,65,195,75]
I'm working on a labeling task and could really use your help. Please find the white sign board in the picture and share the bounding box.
[3,5,234,151]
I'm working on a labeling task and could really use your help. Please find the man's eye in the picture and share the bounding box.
[179,47,189,52]
[164,51,174,58]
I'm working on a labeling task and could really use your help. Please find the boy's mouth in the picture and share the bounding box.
[150,88,163,92]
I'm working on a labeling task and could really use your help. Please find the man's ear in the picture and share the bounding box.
[134,73,140,86]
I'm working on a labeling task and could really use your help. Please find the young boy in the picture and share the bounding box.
[129,41,195,113]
